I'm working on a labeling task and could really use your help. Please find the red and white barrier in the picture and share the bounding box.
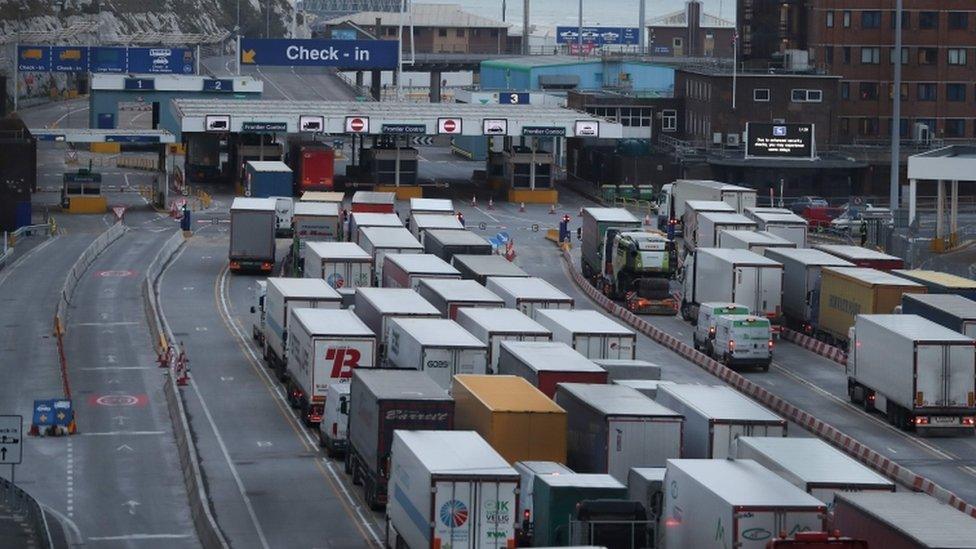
[780,328,848,366]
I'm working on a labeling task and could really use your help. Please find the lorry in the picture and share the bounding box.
[358,226,423,284]
[408,197,454,217]
[286,308,377,425]
[731,437,894,510]
[680,248,784,330]
[718,230,796,255]
[535,309,637,360]
[682,200,735,246]
[816,267,926,346]
[229,197,277,273]
[591,359,660,381]
[424,229,492,261]
[613,379,675,399]
[513,462,574,546]
[381,253,461,290]
[300,191,344,205]
[498,341,608,398]
[272,196,294,237]
[386,430,519,549]
[892,269,976,300]
[692,302,751,347]
[627,467,666,523]
[656,179,758,232]
[349,212,403,244]
[847,314,976,434]
[699,314,774,371]
[243,160,293,198]
[452,374,567,464]
[318,382,350,457]
[691,211,757,250]
[763,248,854,333]
[593,229,677,314]
[832,492,976,549]
[655,384,787,458]
[251,280,268,347]
[386,317,488,390]
[745,209,809,247]
[456,308,552,372]
[289,142,335,193]
[347,369,453,509]
[531,474,628,547]
[901,293,976,337]
[663,459,827,549]
[814,244,904,271]
[262,278,342,380]
[580,208,643,279]
[417,278,505,320]
[410,213,464,242]
[353,288,441,356]
[452,254,529,285]
[292,201,340,256]
[351,190,395,213]
[304,242,373,291]
[569,500,654,549]
[485,276,574,319]
[555,383,684,482]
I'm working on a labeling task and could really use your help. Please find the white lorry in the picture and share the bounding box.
[456,308,552,373]
[352,287,441,356]
[410,213,464,242]
[349,212,403,244]
[263,278,342,381]
[251,280,267,347]
[691,211,757,250]
[485,276,574,320]
[682,200,734,247]
[417,278,505,320]
[292,201,340,255]
[229,197,277,273]
[382,253,461,290]
[763,247,853,332]
[286,308,377,425]
[717,230,796,255]
[847,314,976,435]
[358,226,423,284]
[386,430,519,549]
[656,179,757,232]
[386,317,488,390]
[745,208,809,247]
[304,241,374,291]
[534,309,636,360]
[680,248,784,330]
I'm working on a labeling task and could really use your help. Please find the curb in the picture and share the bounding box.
[560,249,976,519]
[780,328,848,366]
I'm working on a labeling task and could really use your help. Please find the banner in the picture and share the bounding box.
[240,38,399,69]
[556,26,641,46]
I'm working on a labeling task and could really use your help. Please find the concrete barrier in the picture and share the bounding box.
[116,156,159,171]
[55,222,126,334]
[780,327,848,366]
[560,249,976,518]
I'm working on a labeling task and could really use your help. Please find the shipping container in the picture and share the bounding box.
[745,210,809,247]
[351,190,395,213]
[456,308,552,372]
[244,161,293,198]
[347,369,453,509]
[535,309,637,360]
[286,308,376,425]
[353,288,440,354]
[411,213,465,242]
[497,341,608,398]
[591,359,661,381]
[229,197,277,273]
[892,269,976,300]
[627,467,666,520]
[581,208,643,278]
[655,384,787,458]
[387,430,519,549]
[663,459,827,549]
[514,461,574,546]
[358,226,423,283]
[304,242,373,290]
[453,254,530,285]
[349,212,403,244]
[292,201,340,256]
[382,253,461,290]
[731,437,894,510]
[718,230,796,255]
[418,278,505,320]
[409,197,454,217]
[817,267,926,345]
[832,492,976,549]
[692,212,757,250]
[386,317,488,390]
[902,293,976,338]
[290,142,335,193]
[848,314,976,434]
[532,474,628,547]
[424,229,493,262]
[680,248,784,325]
[814,245,904,271]
[612,380,676,400]
[262,278,341,379]
[555,383,683,481]
[763,248,854,331]
[486,276,575,320]
[300,191,344,204]
[681,200,735,249]
[453,375,567,464]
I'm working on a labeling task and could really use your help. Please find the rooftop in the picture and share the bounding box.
[323,3,508,29]
[648,7,735,28]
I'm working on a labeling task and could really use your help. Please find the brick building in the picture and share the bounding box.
[647,1,735,58]
[806,1,976,143]
[737,0,808,67]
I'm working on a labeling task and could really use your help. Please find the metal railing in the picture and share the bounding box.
[0,222,58,272]
[0,477,54,549]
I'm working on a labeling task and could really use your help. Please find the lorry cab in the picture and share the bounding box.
[271,196,294,238]
[693,302,749,343]
[712,314,773,371]
[656,183,676,231]
[251,280,267,347]
[318,383,350,458]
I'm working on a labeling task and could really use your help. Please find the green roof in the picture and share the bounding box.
[482,55,602,71]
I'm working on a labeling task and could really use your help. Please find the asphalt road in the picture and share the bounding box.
[202,55,359,101]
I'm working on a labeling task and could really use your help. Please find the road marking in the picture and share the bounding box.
[52,105,89,127]
[66,440,74,518]
[88,534,192,541]
[475,206,499,223]
[79,366,151,371]
[74,322,140,327]
[0,235,59,289]
[123,500,140,515]
[79,431,165,436]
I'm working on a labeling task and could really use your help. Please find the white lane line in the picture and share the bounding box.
[78,431,165,436]
[0,235,59,288]
[88,534,192,541]
[474,206,500,223]
[79,366,151,371]
[52,105,89,127]
[161,246,272,549]
[217,267,384,547]
[257,66,293,101]
[73,322,140,327]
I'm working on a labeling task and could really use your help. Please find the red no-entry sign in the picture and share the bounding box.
[345,116,368,133]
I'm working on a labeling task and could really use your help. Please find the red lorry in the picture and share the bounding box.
[290,142,335,193]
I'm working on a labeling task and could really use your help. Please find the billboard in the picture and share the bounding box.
[745,123,816,160]
[556,26,641,46]
[16,45,194,74]
[240,38,399,69]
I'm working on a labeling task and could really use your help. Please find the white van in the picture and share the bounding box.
[708,315,773,371]
[318,382,351,458]
[271,196,294,237]
[692,302,749,345]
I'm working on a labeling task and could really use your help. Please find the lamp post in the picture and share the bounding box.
[889,0,903,210]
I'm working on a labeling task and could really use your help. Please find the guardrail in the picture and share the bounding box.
[0,477,54,549]
[0,222,58,272]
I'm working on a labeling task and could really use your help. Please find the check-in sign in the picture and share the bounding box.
[240,38,399,69]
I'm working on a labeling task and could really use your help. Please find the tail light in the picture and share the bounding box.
[914,416,929,426]
[507,539,515,549]
[768,340,774,350]
[963,417,975,426]
[728,339,735,352]
[261,261,272,271]
[708,326,715,337]
[867,393,875,402]
[229,261,240,270]
[523,509,531,523]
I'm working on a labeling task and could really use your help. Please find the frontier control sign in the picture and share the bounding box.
[240,38,398,69]
[745,123,816,160]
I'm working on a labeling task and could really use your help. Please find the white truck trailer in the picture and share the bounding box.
[534,309,637,360]
[762,247,853,332]
[691,211,757,250]
[410,213,464,242]
[718,230,796,255]
[292,200,340,255]
[382,253,461,290]
[229,197,277,273]
[263,278,341,380]
[485,276,574,320]
[352,287,441,356]
[456,307,552,372]
[417,278,505,319]
[656,179,757,231]
[386,317,488,390]
[745,209,809,247]
[358,226,423,284]
[349,212,403,244]
[680,248,784,329]
[682,200,734,248]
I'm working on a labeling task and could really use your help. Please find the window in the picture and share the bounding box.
[860,47,880,64]
[841,82,850,100]
[861,11,881,28]
[917,83,937,101]
[662,110,677,132]
[890,11,910,29]
[859,83,879,101]
[438,28,447,37]
[826,11,834,28]
[490,29,499,37]
[889,47,908,64]
[387,27,397,36]
[842,47,851,65]
[673,37,683,48]
[898,118,909,138]
[948,49,967,66]
[948,12,968,30]
[858,118,878,136]
[887,83,909,100]
[753,88,770,102]
[916,119,936,135]
[919,11,938,29]
[825,46,834,64]
[456,28,465,37]
[843,11,851,27]
[791,89,823,103]
[840,118,850,135]
[947,83,966,101]
[618,107,652,127]
[945,119,966,138]
[917,48,938,65]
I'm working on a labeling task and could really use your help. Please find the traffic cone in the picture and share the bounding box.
[471,195,477,207]
[519,202,525,212]
[549,204,556,214]
[488,198,495,210]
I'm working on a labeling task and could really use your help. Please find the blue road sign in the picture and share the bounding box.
[128,47,195,74]
[17,46,50,72]
[240,38,399,69]
[90,47,128,73]
[499,92,529,105]
[51,400,74,428]
[51,46,89,72]
[124,78,155,91]
[203,79,234,92]
[556,26,641,45]
[32,400,57,427]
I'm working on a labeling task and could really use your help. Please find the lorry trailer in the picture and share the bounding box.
[817,267,926,346]
[680,247,784,328]
[580,208,642,279]
[814,244,904,271]
[417,278,505,320]
[289,142,335,193]
[408,197,454,217]
[497,341,608,398]
[513,462,574,546]
[351,190,395,213]
[531,474,628,547]
[590,359,661,381]
[901,293,976,337]
[682,200,735,247]
[656,179,757,232]
[452,254,529,285]
[410,213,464,242]
[534,309,637,360]
[262,278,341,380]
[318,382,350,457]
[745,209,809,247]
[456,308,552,371]
[244,160,292,198]
[352,287,441,355]
[358,226,423,284]
[832,492,976,549]
[386,317,488,390]
[485,276,574,320]
[717,230,796,255]
[349,212,403,244]
[892,269,976,300]
[382,253,460,290]
[229,197,277,273]
[304,241,373,291]
[424,229,492,261]
[763,248,854,333]
[292,201,340,255]
[690,211,757,250]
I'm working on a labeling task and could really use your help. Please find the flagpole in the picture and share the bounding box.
[731,31,737,110]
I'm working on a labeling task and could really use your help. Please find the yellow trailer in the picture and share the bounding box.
[818,267,926,346]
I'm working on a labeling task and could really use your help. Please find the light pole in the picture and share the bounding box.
[889,0,903,210]
[577,0,582,60]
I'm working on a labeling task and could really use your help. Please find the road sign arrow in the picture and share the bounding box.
[123,500,140,515]
[116,444,133,452]
[241,49,256,64]
[0,448,6,460]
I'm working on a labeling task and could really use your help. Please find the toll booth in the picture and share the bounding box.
[486,138,557,203]
[361,141,419,187]
[62,169,107,214]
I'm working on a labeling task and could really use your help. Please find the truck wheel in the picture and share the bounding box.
[366,478,384,511]
[680,301,692,321]
[325,440,336,458]
[848,381,862,404]
[352,463,363,486]
[760,362,770,373]
[343,452,353,475]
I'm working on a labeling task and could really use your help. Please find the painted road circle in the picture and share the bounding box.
[350,118,365,132]
[95,395,139,406]
[96,270,137,278]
